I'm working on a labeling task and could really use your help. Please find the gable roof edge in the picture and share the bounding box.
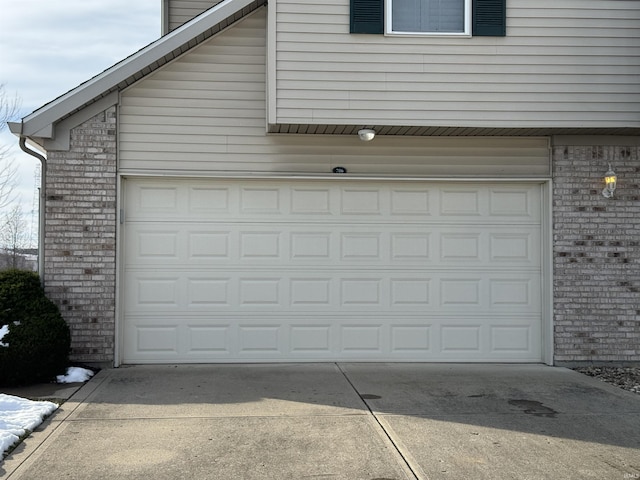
[20,0,260,138]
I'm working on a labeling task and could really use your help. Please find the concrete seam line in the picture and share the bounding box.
[335,363,423,480]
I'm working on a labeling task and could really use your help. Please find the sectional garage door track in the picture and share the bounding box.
[121,178,544,363]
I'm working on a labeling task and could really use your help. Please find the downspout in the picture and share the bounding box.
[18,137,46,284]
[161,0,170,35]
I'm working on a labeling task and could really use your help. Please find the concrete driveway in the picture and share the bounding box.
[3,363,640,479]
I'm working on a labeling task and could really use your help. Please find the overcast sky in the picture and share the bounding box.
[0,0,161,242]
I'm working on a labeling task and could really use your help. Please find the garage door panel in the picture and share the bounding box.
[441,325,482,352]
[290,232,332,259]
[189,232,230,259]
[240,231,282,258]
[438,274,540,313]
[238,325,282,354]
[126,318,234,360]
[131,230,180,260]
[187,278,231,306]
[290,187,332,214]
[440,188,482,216]
[390,188,431,216]
[488,187,539,219]
[238,277,282,306]
[439,233,481,262]
[490,325,534,354]
[440,278,482,306]
[135,325,180,356]
[128,276,181,309]
[124,270,540,314]
[240,186,282,214]
[136,185,181,214]
[289,324,332,354]
[391,278,432,306]
[188,186,231,214]
[390,325,432,353]
[341,233,382,260]
[188,326,232,354]
[341,188,383,215]
[290,278,332,306]
[122,179,544,363]
[122,314,540,363]
[489,232,538,264]
[125,181,540,223]
[489,278,538,309]
[126,225,540,267]
[340,278,382,306]
[439,185,540,221]
[339,324,384,353]
[437,228,540,265]
[391,233,431,261]
[128,182,230,220]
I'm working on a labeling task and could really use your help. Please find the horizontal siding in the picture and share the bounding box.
[272,0,640,129]
[168,0,223,31]
[120,9,549,177]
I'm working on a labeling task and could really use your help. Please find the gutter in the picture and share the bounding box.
[9,121,47,283]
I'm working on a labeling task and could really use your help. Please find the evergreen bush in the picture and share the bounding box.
[0,269,71,386]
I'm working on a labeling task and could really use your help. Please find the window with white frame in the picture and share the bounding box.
[387,0,471,35]
[350,0,506,37]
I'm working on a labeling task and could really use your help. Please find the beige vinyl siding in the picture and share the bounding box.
[120,8,550,176]
[168,0,223,31]
[271,0,640,129]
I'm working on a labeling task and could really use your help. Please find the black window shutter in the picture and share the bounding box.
[350,0,384,34]
[473,0,506,36]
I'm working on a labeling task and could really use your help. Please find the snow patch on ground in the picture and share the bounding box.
[0,324,9,347]
[0,368,94,460]
[56,367,94,384]
[0,394,58,460]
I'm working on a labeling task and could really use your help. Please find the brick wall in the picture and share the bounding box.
[553,140,640,364]
[44,107,117,363]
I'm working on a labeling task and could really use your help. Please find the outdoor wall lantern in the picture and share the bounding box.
[358,129,376,141]
[602,163,617,198]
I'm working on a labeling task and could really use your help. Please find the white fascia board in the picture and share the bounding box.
[21,0,256,138]
[43,91,119,151]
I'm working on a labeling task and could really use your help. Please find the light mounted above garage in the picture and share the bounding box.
[358,129,376,141]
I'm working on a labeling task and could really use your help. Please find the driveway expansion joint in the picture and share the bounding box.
[336,363,421,480]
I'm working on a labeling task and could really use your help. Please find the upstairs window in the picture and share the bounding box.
[388,0,471,36]
[350,0,506,37]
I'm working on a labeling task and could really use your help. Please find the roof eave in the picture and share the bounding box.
[20,0,261,139]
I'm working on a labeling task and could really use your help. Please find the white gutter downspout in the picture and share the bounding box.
[18,136,46,284]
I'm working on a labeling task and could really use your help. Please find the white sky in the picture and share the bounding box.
[0,1,161,243]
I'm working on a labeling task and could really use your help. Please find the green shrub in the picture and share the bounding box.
[0,269,71,386]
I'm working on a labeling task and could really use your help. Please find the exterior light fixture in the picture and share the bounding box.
[358,129,376,141]
[602,163,617,198]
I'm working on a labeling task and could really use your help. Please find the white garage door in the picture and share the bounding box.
[121,178,544,363]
